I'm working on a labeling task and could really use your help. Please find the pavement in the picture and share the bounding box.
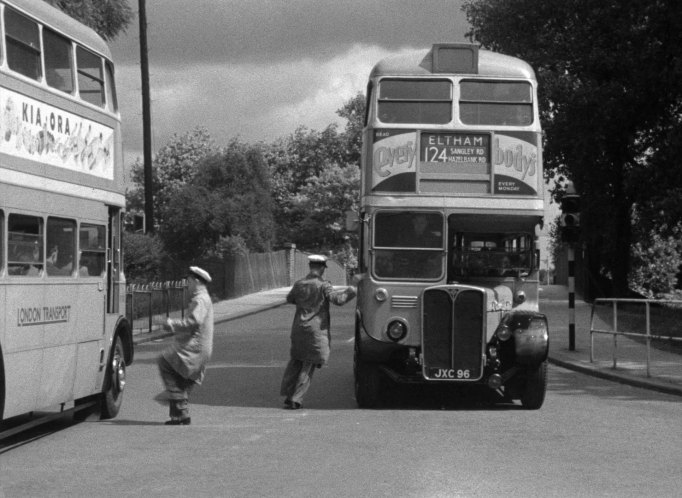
[133,284,682,397]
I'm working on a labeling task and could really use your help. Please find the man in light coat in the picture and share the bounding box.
[158,266,214,425]
[280,255,357,409]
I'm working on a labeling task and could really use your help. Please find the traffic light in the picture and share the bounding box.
[559,190,580,243]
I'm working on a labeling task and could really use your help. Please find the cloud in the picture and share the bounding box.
[113,0,469,66]
[118,44,416,164]
[111,1,470,166]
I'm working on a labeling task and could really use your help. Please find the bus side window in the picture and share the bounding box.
[76,46,105,107]
[7,214,43,276]
[4,8,42,81]
[79,223,106,277]
[46,217,76,277]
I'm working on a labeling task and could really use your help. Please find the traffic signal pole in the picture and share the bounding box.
[560,182,580,352]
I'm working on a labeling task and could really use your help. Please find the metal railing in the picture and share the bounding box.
[590,298,682,377]
[126,280,187,334]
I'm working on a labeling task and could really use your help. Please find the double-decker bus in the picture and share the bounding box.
[0,0,132,429]
[353,44,549,409]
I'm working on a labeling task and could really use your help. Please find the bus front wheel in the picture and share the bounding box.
[354,356,383,409]
[520,361,548,410]
[101,334,126,419]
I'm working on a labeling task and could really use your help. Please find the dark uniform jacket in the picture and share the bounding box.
[287,273,356,365]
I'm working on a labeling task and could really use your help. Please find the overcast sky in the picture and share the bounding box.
[109,0,470,167]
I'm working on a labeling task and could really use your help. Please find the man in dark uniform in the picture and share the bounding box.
[280,255,358,409]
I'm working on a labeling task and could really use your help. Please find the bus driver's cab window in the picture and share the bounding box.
[7,214,43,276]
[373,212,443,279]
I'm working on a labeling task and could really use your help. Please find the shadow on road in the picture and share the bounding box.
[101,420,166,426]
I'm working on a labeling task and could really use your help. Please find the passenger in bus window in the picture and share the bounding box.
[59,253,74,275]
[157,266,214,425]
[46,245,74,276]
[47,245,59,265]
[78,253,90,276]
[12,241,42,276]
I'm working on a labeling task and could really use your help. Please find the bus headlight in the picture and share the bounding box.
[374,288,389,302]
[496,324,512,341]
[386,320,407,342]
[515,290,526,304]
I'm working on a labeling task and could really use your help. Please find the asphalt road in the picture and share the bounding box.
[2,305,682,497]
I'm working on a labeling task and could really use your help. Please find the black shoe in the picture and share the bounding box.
[165,417,191,425]
[284,402,301,410]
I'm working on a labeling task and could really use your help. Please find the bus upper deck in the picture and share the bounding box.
[362,44,542,218]
[0,0,122,200]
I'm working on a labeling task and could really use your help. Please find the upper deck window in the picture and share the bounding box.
[77,46,104,107]
[44,28,74,94]
[459,81,533,126]
[378,79,452,124]
[5,8,42,80]
[104,61,118,112]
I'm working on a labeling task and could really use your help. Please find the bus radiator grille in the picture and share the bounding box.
[422,288,485,380]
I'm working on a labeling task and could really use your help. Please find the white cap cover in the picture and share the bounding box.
[189,266,212,283]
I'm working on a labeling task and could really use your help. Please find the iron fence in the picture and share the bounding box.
[126,247,351,334]
[126,280,187,335]
[590,298,682,377]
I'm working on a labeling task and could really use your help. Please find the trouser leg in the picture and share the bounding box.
[158,355,193,419]
[280,359,316,405]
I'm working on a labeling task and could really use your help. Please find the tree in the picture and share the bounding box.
[264,94,365,251]
[156,139,275,261]
[156,184,223,261]
[192,140,275,253]
[127,127,217,229]
[265,124,348,245]
[630,223,682,297]
[287,164,360,251]
[44,0,134,40]
[336,92,366,167]
[123,231,164,283]
[463,0,682,296]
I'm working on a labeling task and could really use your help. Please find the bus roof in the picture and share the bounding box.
[370,45,536,81]
[4,0,112,60]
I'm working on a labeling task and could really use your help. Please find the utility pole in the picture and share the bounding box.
[139,0,153,233]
